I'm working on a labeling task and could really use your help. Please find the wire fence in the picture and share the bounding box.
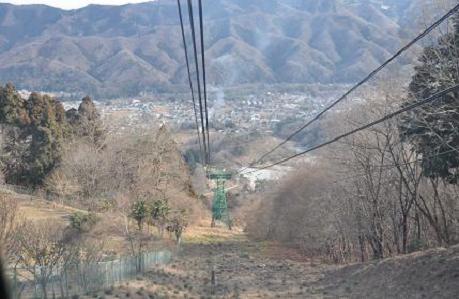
[8,250,172,299]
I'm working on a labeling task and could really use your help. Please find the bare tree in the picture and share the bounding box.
[166,211,188,247]
[0,193,20,264]
[16,220,72,299]
[246,78,458,263]
[45,126,201,221]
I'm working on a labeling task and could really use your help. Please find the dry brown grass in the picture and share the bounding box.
[183,218,245,245]
[80,225,459,299]
[321,245,459,299]
[16,188,456,299]
[6,189,173,255]
[18,198,82,223]
[79,221,330,299]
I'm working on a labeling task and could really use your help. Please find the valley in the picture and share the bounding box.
[0,0,459,298]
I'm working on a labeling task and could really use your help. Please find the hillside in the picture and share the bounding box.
[4,180,458,299]
[321,245,459,298]
[0,0,416,98]
[71,225,459,299]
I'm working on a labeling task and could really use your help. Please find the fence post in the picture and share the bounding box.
[51,275,56,299]
[117,259,120,284]
[33,266,38,299]
[138,253,143,274]
[58,265,65,299]
[119,258,123,282]
[128,256,132,278]
[12,267,17,299]
[104,262,108,289]
[63,265,69,299]
[110,261,114,287]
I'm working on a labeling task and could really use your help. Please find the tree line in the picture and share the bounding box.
[0,85,103,186]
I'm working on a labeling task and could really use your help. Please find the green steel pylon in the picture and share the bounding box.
[208,170,232,229]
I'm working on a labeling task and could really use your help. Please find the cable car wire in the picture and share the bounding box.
[240,84,459,175]
[331,147,459,184]
[187,0,208,164]
[176,0,205,163]
[243,3,459,171]
[198,0,211,164]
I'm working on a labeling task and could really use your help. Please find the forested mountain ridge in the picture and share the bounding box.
[0,0,416,97]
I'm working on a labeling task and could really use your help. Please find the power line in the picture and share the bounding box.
[244,3,459,170]
[330,147,459,185]
[177,0,205,163]
[240,84,459,175]
[187,0,208,165]
[365,149,458,170]
[198,0,211,164]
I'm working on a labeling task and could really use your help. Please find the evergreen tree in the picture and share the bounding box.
[0,83,28,126]
[149,199,170,236]
[130,200,149,230]
[0,85,104,186]
[67,96,105,146]
[400,14,459,182]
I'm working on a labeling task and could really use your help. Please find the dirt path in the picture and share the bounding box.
[86,224,334,299]
[140,240,329,298]
[81,223,459,299]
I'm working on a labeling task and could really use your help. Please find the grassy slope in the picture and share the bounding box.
[85,221,459,299]
[6,189,173,255]
[321,245,459,299]
[7,188,459,298]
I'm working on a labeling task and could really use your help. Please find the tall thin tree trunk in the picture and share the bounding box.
[401,213,408,254]
[358,234,366,262]
[41,280,48,299]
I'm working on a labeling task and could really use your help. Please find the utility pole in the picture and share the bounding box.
[208,170,232,229]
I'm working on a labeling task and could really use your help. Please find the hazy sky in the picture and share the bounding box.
[1,1,153,10]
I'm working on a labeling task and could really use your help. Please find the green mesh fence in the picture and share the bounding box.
[7,250,172,299]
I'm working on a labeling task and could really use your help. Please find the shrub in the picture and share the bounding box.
[70,211,99,232]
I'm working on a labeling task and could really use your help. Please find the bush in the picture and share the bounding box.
[70,212,99,232]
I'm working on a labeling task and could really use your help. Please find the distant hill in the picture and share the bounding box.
[0,0,417,98]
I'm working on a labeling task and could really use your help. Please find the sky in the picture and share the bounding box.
[1,1,153,10]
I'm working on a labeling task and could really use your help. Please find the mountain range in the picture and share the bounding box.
[0,0,419,98]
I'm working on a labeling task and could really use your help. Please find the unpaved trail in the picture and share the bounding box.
[89,225,334,299]
[143,239,331,298]
[83,224,459,299]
